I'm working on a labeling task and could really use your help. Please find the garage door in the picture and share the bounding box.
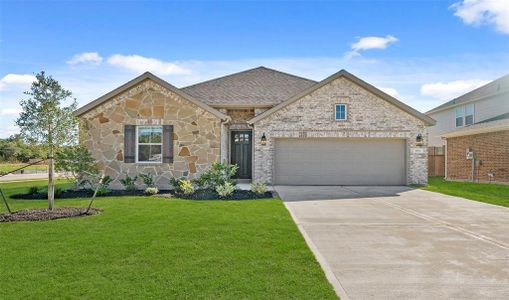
[274,138,406,185]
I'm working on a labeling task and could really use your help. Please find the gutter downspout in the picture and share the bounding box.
[220,117,232,163]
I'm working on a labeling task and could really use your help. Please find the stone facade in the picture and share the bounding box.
[227,109,254,130]
[252,77,429,185]
[80,79,222,189]
[446,130,509,183]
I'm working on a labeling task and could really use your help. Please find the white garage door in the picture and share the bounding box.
[274,138,406,185]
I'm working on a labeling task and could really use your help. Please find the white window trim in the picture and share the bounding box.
[465,103,475,126]
[335,104,348,121]
[135,125,163,163]
[455,104,475,128]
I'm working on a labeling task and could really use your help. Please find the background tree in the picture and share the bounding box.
[16,71,78,210]
[0,134,45,163]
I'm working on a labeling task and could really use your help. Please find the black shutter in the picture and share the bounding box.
[124,125,136,163]
[163,125,174,163]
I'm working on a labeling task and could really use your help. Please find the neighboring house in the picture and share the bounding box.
[426,74,509,183]
[75,67,435,189]
[427,74,509,146]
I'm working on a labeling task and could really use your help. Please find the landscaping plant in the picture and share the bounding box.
[16,71,79,210]
[144,187,159,195]
[251,181,267,195]
[216,182,235,198]
[194,161,238,189]
[139,173,155,187]
[179,179,195,195]
[120,174,138,192]
[55,145,98,189]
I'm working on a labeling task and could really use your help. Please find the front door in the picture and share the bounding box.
[230,131,252,179]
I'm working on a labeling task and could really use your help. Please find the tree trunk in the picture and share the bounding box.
[48,154,54,210]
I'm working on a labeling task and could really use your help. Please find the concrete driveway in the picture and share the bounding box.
[277,186,509,300]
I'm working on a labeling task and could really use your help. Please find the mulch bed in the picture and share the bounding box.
[12,189,273,201]
[11,189,172,200]
[174,189,273,200]
[0,207,101,222]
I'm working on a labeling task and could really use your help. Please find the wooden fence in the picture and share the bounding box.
[428,146,445,177]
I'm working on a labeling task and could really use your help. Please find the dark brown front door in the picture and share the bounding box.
[231,131,252,179]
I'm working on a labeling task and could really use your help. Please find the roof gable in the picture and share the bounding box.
[74,72,228,120]
[427,73,509,114]
[249,69,436,126]
[181,66,317,106]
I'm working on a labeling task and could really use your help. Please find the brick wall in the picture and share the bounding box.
[446,130,509,183]
[253,77,429,185]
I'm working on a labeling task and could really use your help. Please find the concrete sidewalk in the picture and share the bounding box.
[278,186,509,300]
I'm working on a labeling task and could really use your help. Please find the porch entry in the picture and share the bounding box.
[230,130,252,179]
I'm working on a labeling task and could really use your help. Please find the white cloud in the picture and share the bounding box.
[0,125,20,138]
[346,35,398,58]
[451,0,509,34]
[0,108,23,115]
[67,52,103,65]
[379,87,400,98]
[107,54,191,75]
[0,74,36,90]
[420,79,490,100]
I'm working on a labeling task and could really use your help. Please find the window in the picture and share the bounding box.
[455,104,475,127]
[465,103,474,125]
[136,126,163,163]
[455,106,464,127]
[335,104,347,120]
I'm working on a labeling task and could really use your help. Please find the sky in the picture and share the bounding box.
[1,0,508,138]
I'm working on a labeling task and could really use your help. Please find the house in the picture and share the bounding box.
[75,67,435,189]
[426,74,509,183]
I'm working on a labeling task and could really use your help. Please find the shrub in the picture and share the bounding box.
[216,182,235,198]
[139,173,155,187]
[170,177,195,195]
[96,175,112,196]
[120,174,138,192]
[179,179,195,195]
[195,161,238,189]
[144,187,159,195]
[28,186,39,195]
[251,181,267,195]
[55,145,98,189]
[170,177,184,193]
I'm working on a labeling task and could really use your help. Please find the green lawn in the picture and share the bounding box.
[423,177,509,208]
[0,163,48,173]
[0,180,336,300]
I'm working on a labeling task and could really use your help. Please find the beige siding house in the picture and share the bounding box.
[426,74,509,183]
[75,67,435,189]
[427,74,509,146]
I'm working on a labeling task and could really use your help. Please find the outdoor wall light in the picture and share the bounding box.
[260,133,267,145]
[416,134,424,146]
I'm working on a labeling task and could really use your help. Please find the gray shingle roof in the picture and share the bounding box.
[475,112,509,124]
[427,73,509,114]
[181,66,317,106]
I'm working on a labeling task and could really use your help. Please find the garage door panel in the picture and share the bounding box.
[274,138,406,185]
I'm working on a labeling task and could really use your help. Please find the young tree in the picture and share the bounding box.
[16,71,78,210]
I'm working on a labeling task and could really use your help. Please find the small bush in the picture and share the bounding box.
[195,161,238,189]
[28,186,39,195]
[144,187,159,195]
[92,175,112,196]
[120,174,138,192]
[251,181,267,195]
[170,177,184,193]
[216,182,235,198]
[139,173,155,187]
[180,179,195,195]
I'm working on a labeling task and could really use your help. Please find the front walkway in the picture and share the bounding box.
[277,186,509,300]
